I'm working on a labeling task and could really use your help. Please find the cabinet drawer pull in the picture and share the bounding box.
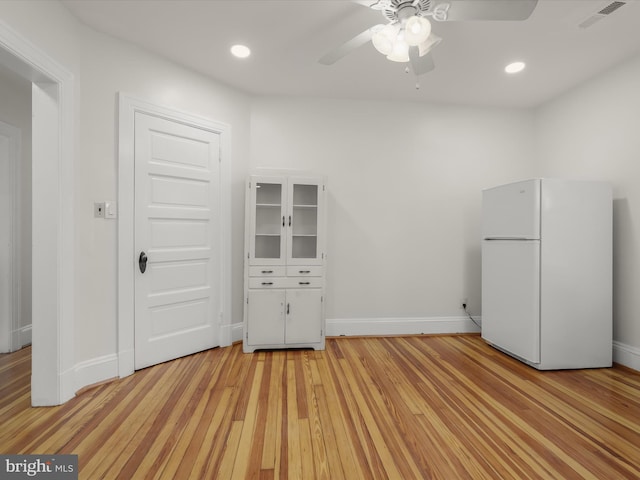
[299,270,311,274]
[299,281,311,285]
[261,270,273,274]
[262,282,274,286]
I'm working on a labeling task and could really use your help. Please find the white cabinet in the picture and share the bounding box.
[243,174,326,353]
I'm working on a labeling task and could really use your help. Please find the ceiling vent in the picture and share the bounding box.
[579,1,626,28]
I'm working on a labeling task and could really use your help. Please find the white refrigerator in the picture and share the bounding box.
[481,178,612,370]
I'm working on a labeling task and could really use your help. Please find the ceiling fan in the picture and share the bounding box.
[319,0,539,78]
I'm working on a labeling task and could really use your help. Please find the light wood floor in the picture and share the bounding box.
[1,335,640,479]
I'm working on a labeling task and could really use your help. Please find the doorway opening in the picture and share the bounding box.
[0,20,75,406]
[0,68,30,355]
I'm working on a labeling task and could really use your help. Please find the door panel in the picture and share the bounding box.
[249,178,286,265]
[134,112,220,369]
[287,178,323,266]
[0,131,13,352]
[482,179,540,239]
[247,290,285,345]
[481,240,540,364]
[286,289,322,344]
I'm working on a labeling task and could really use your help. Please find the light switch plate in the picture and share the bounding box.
[105,201,117,219]
[94,202,105,218]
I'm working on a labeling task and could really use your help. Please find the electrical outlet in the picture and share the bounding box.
[94,202,105,218]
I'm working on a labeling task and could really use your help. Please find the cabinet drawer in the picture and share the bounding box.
[249,277,287,289]
[249,266,286,277]
[286,266,323,277]
[286,277,323,288]
[249,277,323,289]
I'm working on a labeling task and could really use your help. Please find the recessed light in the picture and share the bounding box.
[230,44,251,59]
[505,61,526,74]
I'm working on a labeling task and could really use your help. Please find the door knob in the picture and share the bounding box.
[139,251,148,273]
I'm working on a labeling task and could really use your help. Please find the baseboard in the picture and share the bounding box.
[11,324,31,350]
[326,316,481,337]
[74,353,119,393]
[229,322,243,344]
[221,323,242,346]
[613,341,640,372]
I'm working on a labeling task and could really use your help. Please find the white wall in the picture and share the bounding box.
[250,98,535,323]
[0,66,32,346]
[535,53,640,363]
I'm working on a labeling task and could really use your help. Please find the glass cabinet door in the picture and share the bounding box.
[287,178,323,265]
[250,178,286,264]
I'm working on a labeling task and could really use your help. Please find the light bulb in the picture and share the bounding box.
[372,24,399,55]
[404,16,431,46]
[386,33,409,62]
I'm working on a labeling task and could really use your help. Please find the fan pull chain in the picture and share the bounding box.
[404,65,421,90]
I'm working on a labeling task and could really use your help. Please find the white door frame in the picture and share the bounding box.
[117,93,232,378]
[0,20,75,405]
[0,120,21,353]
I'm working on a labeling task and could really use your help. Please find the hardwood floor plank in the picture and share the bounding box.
[260,352,284,472]
[2,336,640,479]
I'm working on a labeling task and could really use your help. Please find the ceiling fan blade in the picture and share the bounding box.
[409,46,435,76]
[351,0,392,10]
[441,0,538,21]
[319,26,382,65]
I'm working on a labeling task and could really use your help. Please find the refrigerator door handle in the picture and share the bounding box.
[484,237,539,241]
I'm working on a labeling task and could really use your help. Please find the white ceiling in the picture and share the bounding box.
[61,0,640,108]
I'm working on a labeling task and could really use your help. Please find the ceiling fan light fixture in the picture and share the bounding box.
[418,33,442,56]
[386,33,410,62]
[372,23,398,55]
[404,16,431,46]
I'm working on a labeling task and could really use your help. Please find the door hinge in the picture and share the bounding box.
[323,184,326,191]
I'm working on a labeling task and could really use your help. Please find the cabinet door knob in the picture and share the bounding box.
[288,215,292,227]
[262,282,273,286]
[261,270,273,274]
[299,281,311,285]
[287,303,290,314]
[299,270,311,274]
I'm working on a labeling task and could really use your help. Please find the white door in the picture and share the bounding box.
[287,178,324,266]
[248,177,287,266]
[481,240,541,364]
[134,112,220,369]
[0,130,13,353]
[246,289,285,346]
[286,289,322,344]
[482,179,541,240]
[0,121,19,353]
